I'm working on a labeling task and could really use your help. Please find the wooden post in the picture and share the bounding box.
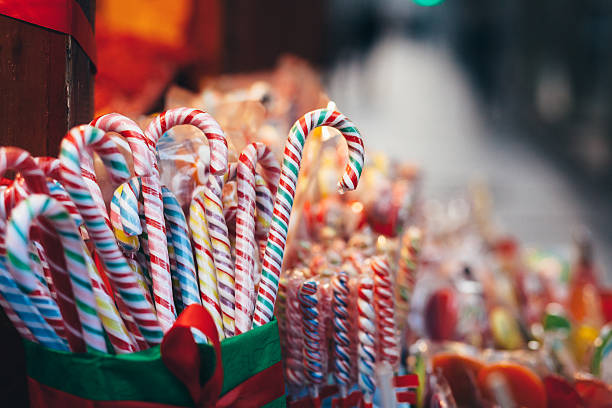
[0,2,94,405]
[0,0,95,157]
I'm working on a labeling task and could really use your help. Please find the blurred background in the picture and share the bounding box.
[95,0,612,279]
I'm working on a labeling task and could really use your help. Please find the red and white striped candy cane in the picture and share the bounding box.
[0,147,75,345]
[145,108,228,333]
[34,157,83,227]
[90,113,178,331]
[235,143,280,333]
[253,109,365,327]
[60,125,162,347]
[371,256,399,369]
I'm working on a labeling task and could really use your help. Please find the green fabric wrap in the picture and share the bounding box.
[25,319,284,407]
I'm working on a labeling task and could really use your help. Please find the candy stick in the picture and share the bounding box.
[358,276,376,408]
[0,256,68,350]
[235,143,280,334]
[34,157,84,228]
[398,226,422,308]
[7,194,107,353]
[91,114,176,331]
[162,186,199,307]
[109,181,154,310]
[189,194,224,338]
[113,178,197,312]
[0,147,72,344]
[0,215,36,342]
[254,109,365,327]
[284,274,306,394]
[299,280,324,405]
[372,256,399,370]
[197,174,236,338]
[31,241,56,297]
[332,270,352,400]
[254,174,274,261]
[59,125,162,346]
[82,244,138,353]
[147,109,229,332]
[147,108,230,335]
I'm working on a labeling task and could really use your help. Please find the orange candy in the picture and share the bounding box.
[432,353,486,407]
[477,362,547,408]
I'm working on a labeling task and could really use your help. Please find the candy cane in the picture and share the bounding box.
[358,276,376,408]
[147,109,229,332]
[91,113,175,331]
[0,257,68,350]
[254,109,365,326]
[332,270,352,399]
[162,186,199,307]
[0,214,36,343]
[0,147,73,344]
[254,174,274,261]
[34,157,84,228]
[147,109,230,335]
[59,125,162,346]
[190,194,224,339]
[7,194,107,353]
[372,256,399,369]
[284,274,306,392]
[299,279,324,404]
[82,244,138,353]
[235,143,280,333]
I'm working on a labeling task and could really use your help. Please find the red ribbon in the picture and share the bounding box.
[27,304,284,407]
[162,304,285,408]
[0,0,97,66]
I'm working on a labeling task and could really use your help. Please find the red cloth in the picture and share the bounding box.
[0,0,96,65]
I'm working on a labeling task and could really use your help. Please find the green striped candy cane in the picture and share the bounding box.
[253,108,365,327]
[6,194,107,353]
[60,125,162,347]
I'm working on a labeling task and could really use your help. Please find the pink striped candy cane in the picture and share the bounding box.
[234,143,280,333]
[253,109,365,327]
[60,125,162,347]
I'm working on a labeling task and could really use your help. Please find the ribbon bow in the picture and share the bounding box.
[162,304,284,408]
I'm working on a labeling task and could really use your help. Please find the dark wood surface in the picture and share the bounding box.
[0,13,94,157]
[0,3,94,406]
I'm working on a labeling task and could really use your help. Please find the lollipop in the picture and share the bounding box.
[254,109,365,327]
[234,142,280,333]
[372,256,399,369]
[6,194,107,353]
[358,276,376,408]
[59,125,162,346]
[332,270,352,399]
[299,279,324,405]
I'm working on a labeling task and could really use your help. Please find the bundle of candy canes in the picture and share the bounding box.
[0,106,365,355]
[279,254,418,408]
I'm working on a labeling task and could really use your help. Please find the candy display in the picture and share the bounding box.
[1,63,612,408]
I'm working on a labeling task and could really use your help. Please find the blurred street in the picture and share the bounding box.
[326,31,612,281]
